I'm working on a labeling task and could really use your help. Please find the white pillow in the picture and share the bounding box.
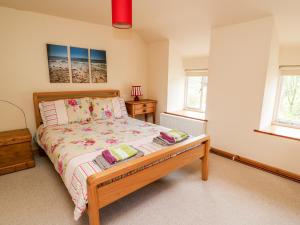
[39,100,68,127]
[112,97,128,118]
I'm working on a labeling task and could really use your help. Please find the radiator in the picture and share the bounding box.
[160,113,207,136]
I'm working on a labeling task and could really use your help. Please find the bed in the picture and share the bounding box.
[33,90,210,225]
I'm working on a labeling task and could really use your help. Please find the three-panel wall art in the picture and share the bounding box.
[47,44,107,83]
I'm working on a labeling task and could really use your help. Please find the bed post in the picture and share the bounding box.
[201,139,210,181]
[88,182,100,225]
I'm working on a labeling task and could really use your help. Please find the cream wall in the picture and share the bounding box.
[259,24,280,129]
[279,45,300,65]
[148,40,186,119]
[0,7,148,134]
[167,41,185,112]
[207,17,300,174]
[182,56,209,70]
[147,40,169,124]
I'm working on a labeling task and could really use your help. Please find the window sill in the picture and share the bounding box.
[254,125,300,141]
[164,110,207,122]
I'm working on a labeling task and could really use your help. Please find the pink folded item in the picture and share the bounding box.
[160,132,176,143]
[102,149,117,165]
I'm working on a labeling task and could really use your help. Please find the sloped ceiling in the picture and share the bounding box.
[0,0,300,56]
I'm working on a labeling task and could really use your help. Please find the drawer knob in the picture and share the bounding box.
[143,109,147,113]
[143,104,146,107]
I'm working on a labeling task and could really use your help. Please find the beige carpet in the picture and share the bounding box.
[0,154,299,225]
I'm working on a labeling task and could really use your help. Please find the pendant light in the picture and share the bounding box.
[112,0,132,29]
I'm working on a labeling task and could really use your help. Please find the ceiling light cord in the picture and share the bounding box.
[0,100,28,129]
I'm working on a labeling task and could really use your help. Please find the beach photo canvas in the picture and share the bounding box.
[47,44,70,83]
[70,47,90,83]
[90,49,107,83]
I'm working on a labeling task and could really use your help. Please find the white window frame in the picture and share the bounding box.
[272,75,300,129]
[184,75,207,113]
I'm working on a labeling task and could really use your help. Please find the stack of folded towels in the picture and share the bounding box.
[94,144,144,170]
[153,129,189,146]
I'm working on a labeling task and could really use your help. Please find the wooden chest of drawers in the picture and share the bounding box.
[0,129,35,175]
[125,99,157,123]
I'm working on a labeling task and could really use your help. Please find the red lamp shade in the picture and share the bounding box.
[131,85,142,101]
[112,0,132,29]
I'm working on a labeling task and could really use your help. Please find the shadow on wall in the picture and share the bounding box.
[0,102,27,132]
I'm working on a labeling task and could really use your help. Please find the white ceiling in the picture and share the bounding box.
[1,0,300,57]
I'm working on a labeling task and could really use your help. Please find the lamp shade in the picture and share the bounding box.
[112,0,132,29]
[131,85,142,101]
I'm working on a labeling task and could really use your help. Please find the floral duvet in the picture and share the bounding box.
[36,117,170,220]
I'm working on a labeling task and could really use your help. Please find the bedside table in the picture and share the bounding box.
[125,99,157,123]
[0,129,35,175]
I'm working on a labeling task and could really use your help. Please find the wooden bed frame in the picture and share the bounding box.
[33,90,210,225]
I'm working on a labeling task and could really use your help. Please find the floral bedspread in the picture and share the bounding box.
[36,117,170,219]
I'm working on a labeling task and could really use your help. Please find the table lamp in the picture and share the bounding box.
[131,85,142,101]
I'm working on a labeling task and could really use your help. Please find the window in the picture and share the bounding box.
[184,75,208,112]
[274,75,300,127]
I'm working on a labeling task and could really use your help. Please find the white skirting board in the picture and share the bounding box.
[160,113,207,136]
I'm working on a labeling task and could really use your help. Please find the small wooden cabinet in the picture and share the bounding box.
[0,129,35,175]
[125,99,157,123]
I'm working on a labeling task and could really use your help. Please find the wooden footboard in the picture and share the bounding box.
[87,135,210,225]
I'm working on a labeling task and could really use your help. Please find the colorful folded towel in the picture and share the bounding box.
[102,144,138,165]
[160,132,176,143]
[94,149,144,170]
[153,129,189,146]
[160,130,188,142]
[167,129,189,141]
[102,150,116,164]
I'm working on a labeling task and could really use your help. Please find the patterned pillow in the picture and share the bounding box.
[65,97,92,123]
[92,98,114,120]
[112,97,128,118]
[39,100,69,127]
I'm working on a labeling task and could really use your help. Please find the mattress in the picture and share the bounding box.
[36,117,174,220]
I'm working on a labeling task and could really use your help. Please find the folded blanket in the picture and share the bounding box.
[102,144,138,164]
[94,150,144,170]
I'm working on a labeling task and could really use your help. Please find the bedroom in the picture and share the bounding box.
[0,1,299,225]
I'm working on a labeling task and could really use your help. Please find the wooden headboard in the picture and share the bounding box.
[33,90,120,128]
